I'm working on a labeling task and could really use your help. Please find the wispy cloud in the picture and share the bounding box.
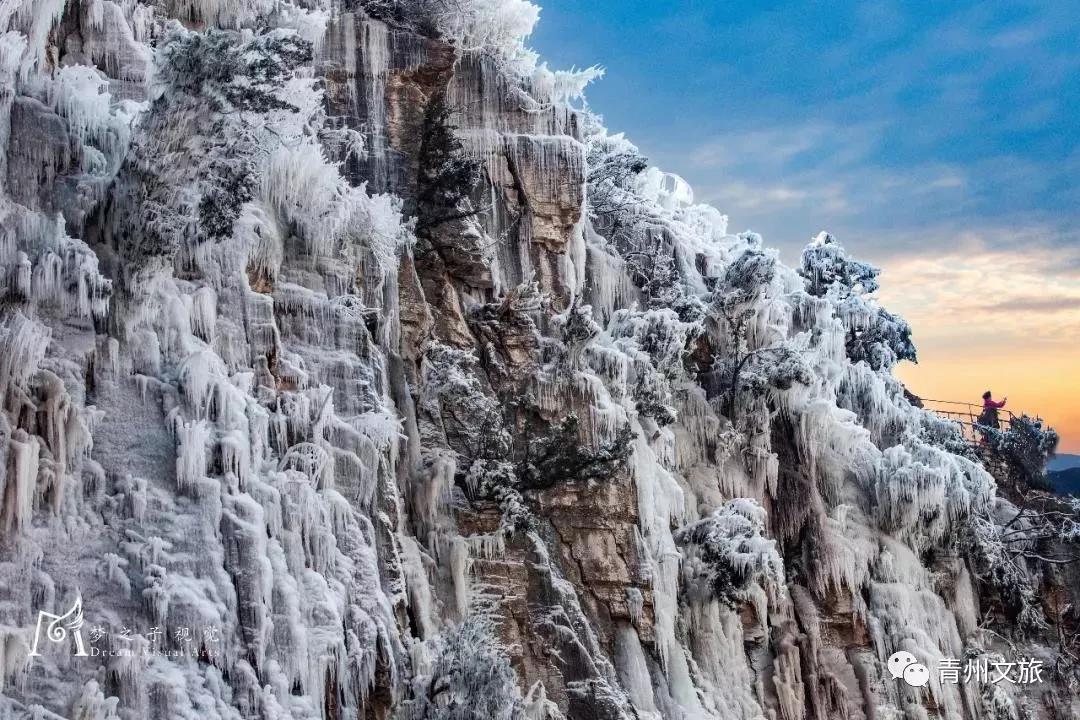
[984,297,1080,314]
[878,244,1080,352]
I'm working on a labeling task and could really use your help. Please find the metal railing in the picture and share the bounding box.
[921,398,1016,446]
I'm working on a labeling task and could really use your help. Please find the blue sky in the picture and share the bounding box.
[531,0,1079,263]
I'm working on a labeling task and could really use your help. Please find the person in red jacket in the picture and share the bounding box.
[979,391,1007,429]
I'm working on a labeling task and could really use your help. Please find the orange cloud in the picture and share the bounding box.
[877,247,1080,453]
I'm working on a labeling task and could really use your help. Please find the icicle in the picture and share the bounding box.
[174,420,210,491]
[0,312,50,399]
[12,251,31,299]
[190,286,217,343]
[4,430,39,535]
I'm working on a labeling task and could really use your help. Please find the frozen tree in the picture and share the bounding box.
[431,0,541,66]
[1047,498,1080,691]
[156,29,311,242]
[622,240,682,309]
[116,26,319,261]
[799,232,879,298]
[632,375,677,427]
[709,342,813,418]
[709,249,810,419]
[585,126,649,223]
[800,232,916,370]
[422,340,632,525]
[464,459,534,532]
[675,498,785,607]
[197,158,255,240]
[966,512,1049,634]
[398,614,525,720]
[966,491,1080,637]
[711,248,777,317]
[360,0,439,32]
[842,305,916,371]
[415,91,483,236]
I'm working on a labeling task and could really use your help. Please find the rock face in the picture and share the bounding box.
[1,2,1078,720]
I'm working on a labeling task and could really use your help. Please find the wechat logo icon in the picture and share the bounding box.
[888,650,930,687]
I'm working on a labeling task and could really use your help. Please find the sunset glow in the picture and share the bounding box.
[879,245,1080,452]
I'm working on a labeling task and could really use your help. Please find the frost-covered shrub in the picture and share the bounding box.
[632,372,677,427]
[980,682,1021,720]
[423,343,631,520]
[158,28,313,113]
[608,308,701,427]
[198,158,255,240]
[421,343,508,461]
[419,347,534,531]
[516,414,634,490]
[551,302,601,369]
[468,281,545,380]
[464,459,533,532]
[456,404,632,524]
[964,513,1047,635]
[984,414,1060,488]
[675,498,784,607]
[398,613,525,720]
[673,293,708,326]
[918,412,978,460]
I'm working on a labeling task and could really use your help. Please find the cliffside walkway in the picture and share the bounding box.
[920,398,1018,446]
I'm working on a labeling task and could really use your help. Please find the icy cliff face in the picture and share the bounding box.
[0,1,1076,719]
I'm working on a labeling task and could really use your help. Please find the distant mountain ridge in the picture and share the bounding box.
[1049,453,1080,472]
[1050,467,1080,496]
